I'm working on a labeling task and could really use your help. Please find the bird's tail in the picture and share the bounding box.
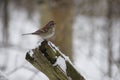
[22,33,33,36]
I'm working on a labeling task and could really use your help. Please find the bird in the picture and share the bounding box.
[22,21,56,39]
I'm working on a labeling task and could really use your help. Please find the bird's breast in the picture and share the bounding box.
[40,28,55,39]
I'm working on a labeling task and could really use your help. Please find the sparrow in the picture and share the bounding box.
[22,21,56,39]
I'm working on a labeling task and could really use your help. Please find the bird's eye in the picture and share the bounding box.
[50,23,54,26]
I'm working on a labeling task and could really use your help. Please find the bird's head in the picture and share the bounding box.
[47,21,56,27]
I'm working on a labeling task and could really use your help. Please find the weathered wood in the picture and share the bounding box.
[25,40,85,80]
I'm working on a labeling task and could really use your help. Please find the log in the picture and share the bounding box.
[25,40,85,80]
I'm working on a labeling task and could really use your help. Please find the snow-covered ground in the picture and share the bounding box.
[0,4,120,80]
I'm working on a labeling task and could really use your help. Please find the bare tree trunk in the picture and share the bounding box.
[2,0,9,46]
[106,0,113,77]
[107,20,113,78]
[39,0,74,61]
[1,0,9,71]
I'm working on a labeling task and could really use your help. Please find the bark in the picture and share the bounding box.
[26,40,85,80]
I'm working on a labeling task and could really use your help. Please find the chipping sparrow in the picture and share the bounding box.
[22,21,56,39]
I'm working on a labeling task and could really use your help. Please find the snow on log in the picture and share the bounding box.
[25,40,85,80]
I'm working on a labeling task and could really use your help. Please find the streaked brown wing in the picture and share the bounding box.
[39,29,46,33]
[41,26,49,32]
[31,29,43,35]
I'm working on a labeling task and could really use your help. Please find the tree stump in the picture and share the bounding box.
[25,40,85,80]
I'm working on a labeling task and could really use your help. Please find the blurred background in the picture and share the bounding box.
[0,0,120,80]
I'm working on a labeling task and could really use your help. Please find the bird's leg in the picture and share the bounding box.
[37,39,47,45]
[44,39,48,43]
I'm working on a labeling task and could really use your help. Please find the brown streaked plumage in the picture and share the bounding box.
[22,21,56,39]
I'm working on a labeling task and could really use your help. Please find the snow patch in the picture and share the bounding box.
[53,56,67,74]
[48,41,60,52]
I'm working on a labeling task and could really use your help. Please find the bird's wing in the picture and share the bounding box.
[33,29,46,34]
[39,29,46,33]
[41,26,49,32]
